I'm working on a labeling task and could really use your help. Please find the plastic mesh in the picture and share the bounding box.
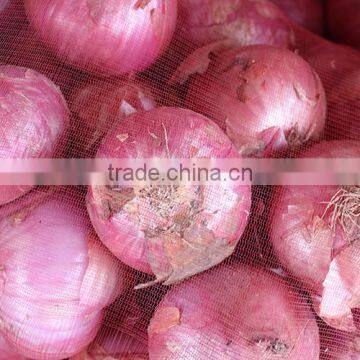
[0,0,359,359]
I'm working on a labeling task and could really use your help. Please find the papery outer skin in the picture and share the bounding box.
[86,107,251,282]
[178,0,294,49]
[24,0,178,76]
[0,191,130,359]
[148,263,320,359]
[270,0,323,34]
[0,333,25,360]
[326,70,360,141]
[0,66,69,205]
[327,0,360,49]
[70,77,156,157]
[269,140,360,331]
[186,45,326,157]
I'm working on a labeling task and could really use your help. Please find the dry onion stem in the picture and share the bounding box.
[322,186,360,242]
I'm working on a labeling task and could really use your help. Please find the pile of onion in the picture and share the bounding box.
[271,0,323,34]
[87,107,251,286]
[70,77,156,157]
[178,0,294,49]
[24,0,178,76]
[174,44,326,157]
[269,140,360,331]
[326,0,360,49]
[148,263,320,359]
[0,65,69,205]
[0,189,131,359]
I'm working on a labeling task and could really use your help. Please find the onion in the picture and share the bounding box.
[269,140,360,331]
[0,189,131,359]
[178,44,326,157]
[87,107,251,285]
[0,65,69,205]
[178,0,294,49]
[326,70,360,141]
[70,77,156,157]
[24,0,178,76]
[327,0,360,48]
[71,293,148,359]
[148,263,320,359]
[270,0,323,34]
[0,334,24,360]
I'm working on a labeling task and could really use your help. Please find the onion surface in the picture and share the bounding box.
[148,263,320,359]
[87,107,251,285]
[0,190,130,359]
[0,334,24,360]
[24,0,178,76]
[179,45,326,157]
[0,66,69,205]
[178,0,294,48]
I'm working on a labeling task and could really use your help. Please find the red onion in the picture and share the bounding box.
[87,107,251,284]
[0,190,131,359]
[269,140,360,331]
[179,44,326,157]
[148,263,320,359]
[326,70,360,141]
[0,66,69,205]
[327,0,360,49]
[70,77,156,157]
[24,0,178,76]
[0,334,24,360]
[270,0,323,34]
[178,0,294,49]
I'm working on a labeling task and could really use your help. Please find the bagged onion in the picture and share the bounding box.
[0,189,131,359]
[175,44,326,157]
[269,140,360,331]
[0,66,69,205]
[24,0,178,76]
[87,107,251,286]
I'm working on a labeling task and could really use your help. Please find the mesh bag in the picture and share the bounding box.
[0,0,359,359]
